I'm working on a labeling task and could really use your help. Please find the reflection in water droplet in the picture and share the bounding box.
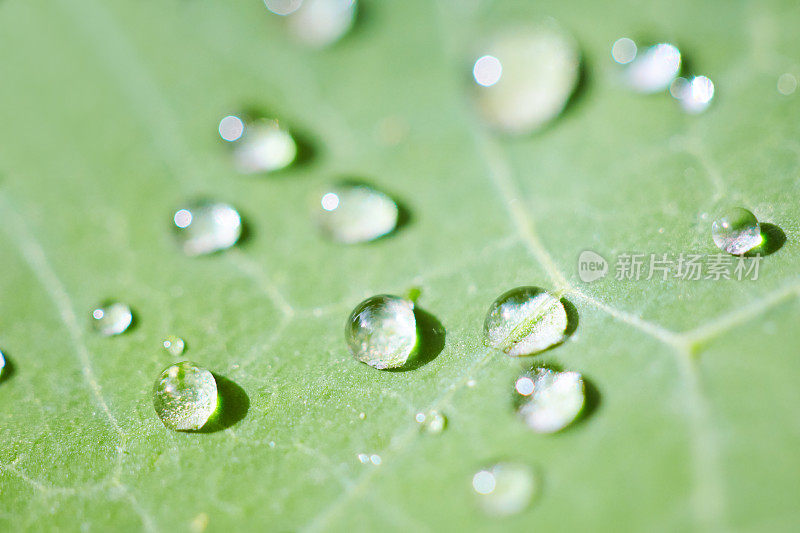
[91,303,133,336]
[153,361,218,431]
[625,43,681,93]
[163,336,186,356]
[472,22,580,134]
[777,73,797,96]
[484,287,567,356]
[317,184,399,243]
[711,207,762,255]
[174,202,242,256]
[516,368,584,433]
[611,37,637,64]
[287,0,357,48]
[345,295,417,369]
[472,463,537,516]
[263,0,303,15]
[416,410,447,434]
[671,76,714,113]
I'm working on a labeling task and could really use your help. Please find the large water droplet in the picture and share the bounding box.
[174,202,242,256]
[515,368,584,433]
[91,303,133,336]
[472,22,580,134]
[317,184,399,243]
[625,42,681,93]
[153,361,218,431]
[287,0,356,48]
[472,463,537,516]
[345,295,417,369]
[415,409,446,435]
[219,115,297,174]
[484,287,568,356]
[670,75,715,113]
[711,207,762,255]
[163,336,186,356]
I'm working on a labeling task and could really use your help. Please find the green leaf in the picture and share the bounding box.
[1,0,799,530]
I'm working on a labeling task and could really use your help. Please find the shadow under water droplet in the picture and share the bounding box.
[746,223,786,257]
[0,352,15,384]
[194,374,250,433]
[390,307,445,372]
[561,297,579,339]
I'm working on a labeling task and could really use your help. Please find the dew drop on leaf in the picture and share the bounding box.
[515,368,584,433]
[91,303,133,336]
[174,202,242,256]
[286,0,357,48]
[415,409,447,435]
[611,37,637,64]
[711,207,762,255]
[624,42,681,93]
[777,73,797,95]
[484,287,567,356]
[317,184,399,243]
[162,336,186,356]
[218,115,296,174]
[345,295,417,369]
[472,21,580,134]
[472,463,537,516]
[153,361,218,431]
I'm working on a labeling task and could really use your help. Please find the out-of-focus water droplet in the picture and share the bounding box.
[345,295,417,369]
[226,117,296,174]
[777,73,797,95]
[472,22,580,134]
[358,411,366,420]
[416,410,446,434]
[611,37,637,64]
[163,336,186,356]
[91,303,133,336]
[370,454,382,465]
[711,207,762,255]
[515,368,584,433]
[218,115,245,142]
[484,287,567,356]
[670,75,714,113]
[317,184,399,243]
[472,463,537,516]
[174,202,242,256]
[153,361,218,431]
[263,0,303,15]
[357,453,369,463]
[287,0,357,48]
[625,43,681,93]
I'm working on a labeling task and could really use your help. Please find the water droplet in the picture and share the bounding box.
[370,454,382,465]
[711,207,762,255]
[219,115,297,174]
[670,76,714,113]
[0,350,6,380]
[358,412,366,420]
[357,453,369,463]
[472,22,580,134]
[174,202,242,256]
[625,42,681,93]
[317,184,399,243]
[263,0,303,15]
[611,37,637,64]
[345,295,417,369]
[515,368,584,433]
[153,361,218,431]
[416,410,446,434]
[777,73,797,96]
[163,336,186,356]
[472,463,537,516]
[91,303,133,336]
[484,287,567,356]
[286,0,357,48]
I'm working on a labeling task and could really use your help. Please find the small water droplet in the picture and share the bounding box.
[174,202,242,256]
[484,287,567,356]
[345,295,417,369]
[670,75,714,113]
[515,368,584,433]
[153,361,218,431]
[317,184,399,243]
[625,42,681,93]
[163,336,186,356]
[370,454,382,465]
[466,379,477,387]
[219,115,297,174]
[286,0,357,48]
[268,440,276,448]
[472,22,580,134]
[472,463,537,516]
[777,73,797,95]
[711,207,762,255]
[91,303,133,336]
[357,453,370,463]
[611,37,637,64]
[358,412,366,420]
[416,410,446,434]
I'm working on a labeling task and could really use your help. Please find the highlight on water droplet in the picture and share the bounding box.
[611,37,637,64]
[515,368,584,433]
[163,336,186,356]
[711,207,762,255]
[415,409,447,435]
[777,73,797,96]
[670,75,714,113]
[472,463,537,516]
[286,0,357,48]
[153,361,218,431]
[173,202,242,256]
[91,302,133,336]
[0,350,6,380]
[472,21,580,134]
[484,287,568,356]
[624,42,681,93]
[345,295,417,369]
[218,114,297,174]
[317,183,399,243]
